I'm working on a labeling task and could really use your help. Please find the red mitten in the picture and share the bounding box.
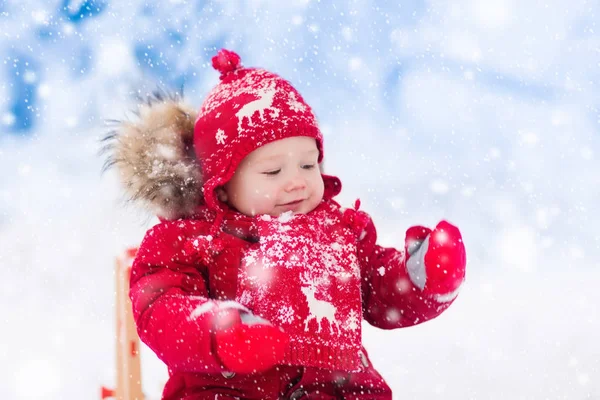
[405,220,466,296]
[214,307,290,374]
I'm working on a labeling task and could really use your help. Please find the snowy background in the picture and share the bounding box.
[1,0,599,399]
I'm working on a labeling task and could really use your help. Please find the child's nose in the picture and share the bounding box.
[285,174,307,192]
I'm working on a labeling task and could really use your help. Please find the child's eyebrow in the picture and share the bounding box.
[303,149,319,155]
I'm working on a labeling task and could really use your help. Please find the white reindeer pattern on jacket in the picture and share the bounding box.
[300,273,341,334]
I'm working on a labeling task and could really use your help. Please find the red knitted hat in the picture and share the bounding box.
[194,49,328,212]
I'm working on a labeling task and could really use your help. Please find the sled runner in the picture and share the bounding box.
[101,248,144,400]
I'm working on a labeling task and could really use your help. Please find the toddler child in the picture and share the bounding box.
[107,48,466,399]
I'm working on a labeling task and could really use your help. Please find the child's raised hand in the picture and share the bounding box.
[213,306,290,374]
[405,220,466,296]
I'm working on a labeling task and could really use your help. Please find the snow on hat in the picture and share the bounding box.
[193,49,325,214]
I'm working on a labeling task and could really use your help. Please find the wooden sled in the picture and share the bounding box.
[101,248,145,400]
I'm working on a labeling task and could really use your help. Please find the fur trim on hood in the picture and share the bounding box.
[102,92,203,220]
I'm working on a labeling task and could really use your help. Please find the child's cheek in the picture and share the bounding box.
[247,188,274,211]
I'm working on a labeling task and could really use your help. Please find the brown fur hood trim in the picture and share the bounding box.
[102,91,203,220]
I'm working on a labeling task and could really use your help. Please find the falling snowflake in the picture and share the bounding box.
[216,128,226,145]
[344,309,360,331]
[385,308,401,324]
[287,92,306,112]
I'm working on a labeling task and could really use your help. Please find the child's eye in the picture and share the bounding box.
[262,169,281,176]
[301,164,316,170]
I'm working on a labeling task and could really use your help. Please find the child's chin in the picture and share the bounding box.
[269,200,317,216]
[270,209,305,217]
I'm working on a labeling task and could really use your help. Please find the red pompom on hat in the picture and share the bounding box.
[211,49,242,79]
[194,49,339,216]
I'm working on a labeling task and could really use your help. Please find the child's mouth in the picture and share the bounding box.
[278,199,304,210]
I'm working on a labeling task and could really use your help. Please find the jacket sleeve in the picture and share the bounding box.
[358,217,459,330]
[129,220,248,373]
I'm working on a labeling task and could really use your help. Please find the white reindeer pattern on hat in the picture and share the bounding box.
[235,80,279,133]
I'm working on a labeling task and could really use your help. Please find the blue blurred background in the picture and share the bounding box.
[1,1,599,399]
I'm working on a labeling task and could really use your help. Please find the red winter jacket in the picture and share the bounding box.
[130,195,457,398]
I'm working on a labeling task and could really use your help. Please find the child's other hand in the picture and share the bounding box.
[213,307,289,374]
[405,220,466,296]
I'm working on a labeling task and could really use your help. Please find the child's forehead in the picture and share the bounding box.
[246,137,319,162]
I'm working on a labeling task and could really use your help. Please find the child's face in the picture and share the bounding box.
[222,136,324,217]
